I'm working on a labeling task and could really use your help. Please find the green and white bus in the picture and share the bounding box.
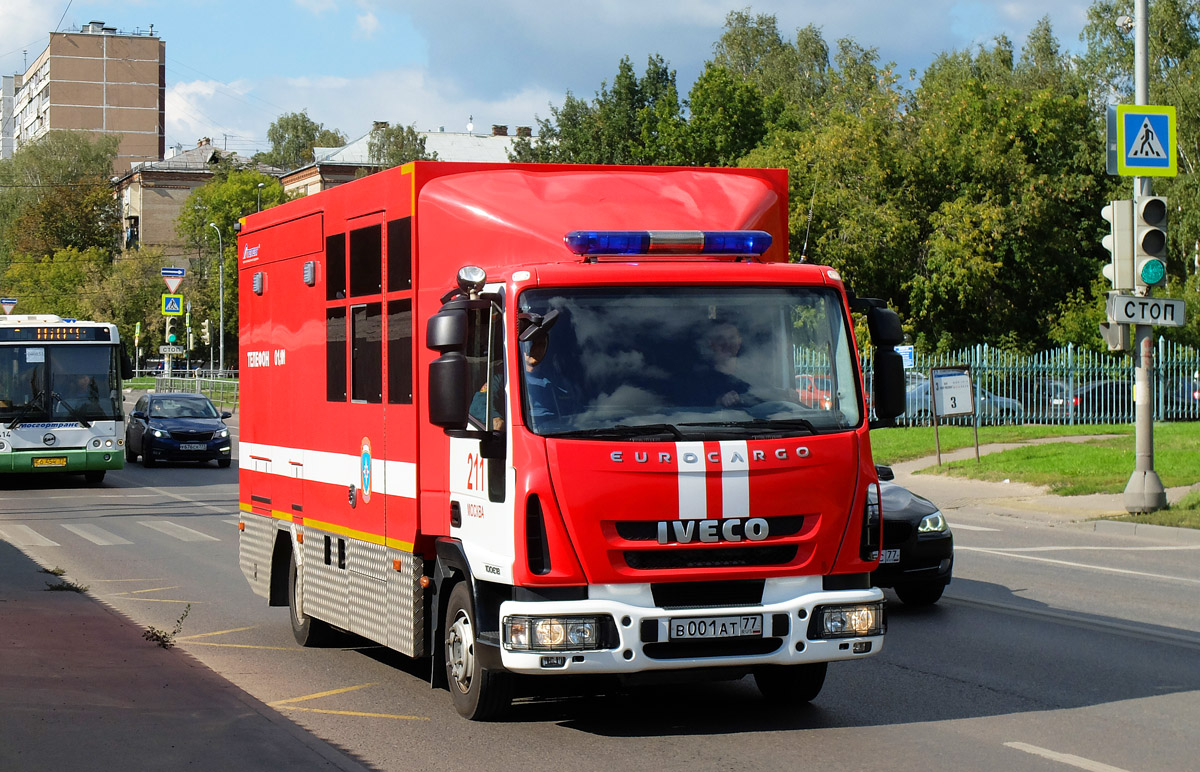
[0,315,132,483]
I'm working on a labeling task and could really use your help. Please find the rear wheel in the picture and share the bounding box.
[894,582,945,607]
[445,582,512,720]
[289,551,331,646]
[753,662,828,704]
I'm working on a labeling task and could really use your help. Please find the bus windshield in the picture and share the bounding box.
[0,344,123,424]
[515,286,862,438]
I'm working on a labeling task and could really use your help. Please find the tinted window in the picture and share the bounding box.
[387,299,412,404]
[352,303,382,403]
[326,307,346,401]
[387,217,412,292]
[325,233,346,301]
[349,224,382,297]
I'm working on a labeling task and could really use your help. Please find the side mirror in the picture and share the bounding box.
[428,352,470,429]
[874,464,894,481]
[221,411,232,419]
[427,309,466,351]
[864,306,905,425]
[131,410,147,421]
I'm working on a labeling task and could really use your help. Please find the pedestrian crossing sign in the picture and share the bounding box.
[161,293,184,315]
[1116,105,1177,177]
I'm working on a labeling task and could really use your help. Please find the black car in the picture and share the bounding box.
[868,465,954,606]
[125,392,233,467]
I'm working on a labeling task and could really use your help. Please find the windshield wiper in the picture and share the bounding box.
[51,392,93,428]
[545,423,686,440]
[6,391,47,429]
[679,417,820,436]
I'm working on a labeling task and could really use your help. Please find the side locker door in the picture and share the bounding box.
[448,300,517,584]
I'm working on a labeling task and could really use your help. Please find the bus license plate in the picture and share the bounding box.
[879,549,901,564]
[180,443,206,451]
[33,457,67,468]
[670,615,762,640]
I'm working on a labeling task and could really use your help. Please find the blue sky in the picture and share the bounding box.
[1,0,1094,158]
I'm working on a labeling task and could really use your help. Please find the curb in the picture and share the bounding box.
[1092,518,1200,543]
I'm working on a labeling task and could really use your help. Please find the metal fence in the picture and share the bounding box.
[151,376,240,413]
[865,340,1200,426]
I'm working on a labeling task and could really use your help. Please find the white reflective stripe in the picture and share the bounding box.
[676,441,707,520]
[0,524,60,547]
[140,521,220,542]
[238,441,417,499]
[719,440,750,518]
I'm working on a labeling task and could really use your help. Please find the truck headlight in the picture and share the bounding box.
[918,512,948,533]
[504,616,604,651]
[810,603,884,639]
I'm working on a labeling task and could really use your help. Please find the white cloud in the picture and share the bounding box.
[356,11,380,38]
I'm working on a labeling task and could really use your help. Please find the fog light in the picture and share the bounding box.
[91,439,102,448]
[540,656,566,668]
[504,616,605,651]
[812,603,884,639]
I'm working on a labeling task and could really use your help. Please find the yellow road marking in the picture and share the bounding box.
[124,585,180,595]
[90,578,167,583]
[113,597,197,604]
[280,706,429,721]
[178,626,257,640]
[270,683,376,706]
[185,642,297,651]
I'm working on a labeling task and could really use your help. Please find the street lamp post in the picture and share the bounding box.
[208,222,225,374]
[256,182,264,212]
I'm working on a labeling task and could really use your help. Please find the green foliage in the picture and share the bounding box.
[253,110,347,171]
[1,247,110,318]
[367,123,438,169]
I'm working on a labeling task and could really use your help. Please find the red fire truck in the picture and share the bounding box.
[237,161,905,719]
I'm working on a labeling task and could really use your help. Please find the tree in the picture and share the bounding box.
[509,56,686,165]
[366,122,437,169]
[254,110,346,171]
[0,247,109,319]
[683,64,766,166]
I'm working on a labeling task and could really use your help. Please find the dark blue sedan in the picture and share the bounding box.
[125,392,232,468]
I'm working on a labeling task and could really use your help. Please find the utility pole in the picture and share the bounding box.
[1125,0,1167,512]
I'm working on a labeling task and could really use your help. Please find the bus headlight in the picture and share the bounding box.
[810,603,884,639]
[504,616,605,651]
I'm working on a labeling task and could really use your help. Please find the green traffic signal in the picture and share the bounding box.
[1139,257,1166,286]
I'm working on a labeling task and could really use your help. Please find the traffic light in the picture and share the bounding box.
[1134,195,1168,291]
[201,319,212,346]
[165,316,177,344]
[1101,200,1134,290]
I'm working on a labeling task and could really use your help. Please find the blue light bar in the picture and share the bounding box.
[564,230,772,257]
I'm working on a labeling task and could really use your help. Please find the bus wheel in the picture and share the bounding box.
[288,552,330,646]
[754,661,827,704]
[83,470,105,484]
[445,582,512,720]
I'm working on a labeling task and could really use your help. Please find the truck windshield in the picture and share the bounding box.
[517,286,862,438]
[0,345,123,423]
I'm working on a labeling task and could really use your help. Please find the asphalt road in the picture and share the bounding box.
[2,440,1199,771]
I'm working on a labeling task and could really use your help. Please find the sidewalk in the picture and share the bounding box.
[887,436,1200,543]
[0,539,376,772]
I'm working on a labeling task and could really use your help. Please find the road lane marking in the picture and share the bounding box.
[178,626,258,640]
[947,523,1000,531]
[0,525,60,547]
[139,521,220,542]
[958,546,1200,585]
[1005,742,1132,772]
[971,544,1200,553]
[185,642,298,650]
[61,524,133,546]
[121,585,181,595]
[136,484,233,515]
[268,683,429,721]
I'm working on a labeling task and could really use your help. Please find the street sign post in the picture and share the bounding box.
[1115,105,1177,177]
[159,345,185,355]
[929,366,979,466]
[161,294,184,315]
[0,297,15,314]
[1106,294,1186,327]
[162,267,185,293]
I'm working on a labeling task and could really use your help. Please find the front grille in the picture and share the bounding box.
[882,520,912,545]
[625,545,796,570]
[651,579,765,608]
[169,431,213,441]
[615,515,805,541]
[642,637,782,660]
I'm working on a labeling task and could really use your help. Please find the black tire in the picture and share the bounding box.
[753,661,828,704]
[83,470,105,484]
[142,452,156,468]
[444,582,512,720]
[288,551,331,646]
[894,582,946,607]
[125,444,136,463]
[217,458,232,468]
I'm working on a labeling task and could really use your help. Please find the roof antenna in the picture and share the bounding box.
[799,177,817,263]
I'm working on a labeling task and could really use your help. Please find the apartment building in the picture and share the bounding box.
[5,21,164,172]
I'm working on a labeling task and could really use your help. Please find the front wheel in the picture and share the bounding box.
[289,551,331,646]
[753,661,828,704]
[83,470,105,484]
[445,582,512,720]
[217,458,231,468]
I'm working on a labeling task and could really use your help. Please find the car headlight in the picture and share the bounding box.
[503,616,605,651]
[216,429,229,439]
[918,512,948,533]
[810,603,885,639]
[152,429,166,438]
